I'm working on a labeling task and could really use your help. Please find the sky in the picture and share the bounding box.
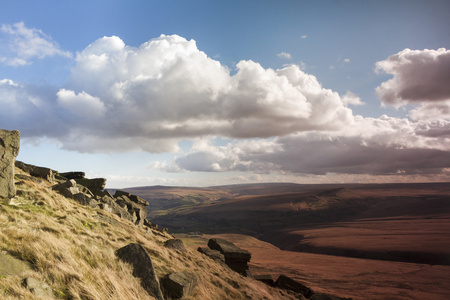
[1,0,450,188]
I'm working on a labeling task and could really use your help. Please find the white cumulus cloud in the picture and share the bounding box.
[277,52,292,59]
[0,22,72,66]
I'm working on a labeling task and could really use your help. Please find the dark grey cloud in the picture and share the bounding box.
[376,48,450,106]
[159,117,450,177]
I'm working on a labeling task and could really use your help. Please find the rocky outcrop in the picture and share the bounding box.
[207,238,252,276]
[0,129,20,202]
[15,161,55,184]
[115,243,164,300]
[274,274,314,298]
[160,271,197,299]
[47,173,149,228]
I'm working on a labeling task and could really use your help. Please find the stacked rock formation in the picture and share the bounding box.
[0,129,20,202]
[200,238,252,277]
[15,161,151,229]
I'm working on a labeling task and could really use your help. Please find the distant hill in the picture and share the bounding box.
[121,185,233,217]
[128,182,450,265]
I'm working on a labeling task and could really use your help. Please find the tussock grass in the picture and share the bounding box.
[0,169,296,299]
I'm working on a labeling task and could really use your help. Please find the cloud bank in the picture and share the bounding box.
[0,24,449,181]
[2,33,355,152]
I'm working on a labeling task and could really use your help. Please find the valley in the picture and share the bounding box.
[124,182,450,299]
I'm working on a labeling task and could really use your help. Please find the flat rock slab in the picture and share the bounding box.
[115,243,164,300]
[0,251,31,276]
[208,238,251,262]
[75,178,106,189]
[275,274,314,298]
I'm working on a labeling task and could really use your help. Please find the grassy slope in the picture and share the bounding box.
[0,168,296,300]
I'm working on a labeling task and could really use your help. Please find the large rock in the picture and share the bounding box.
[0,251,31,276]
[114,190,149,206]
[75,178,106,190]
[208,238,251,261]
[274,275,315,298]
[22,277,54,298]
[164,239,186,253]
[59,171,85,180]
[0,129,20,202]
[115,243,164,300]
[208,238,252,276]
[115,195,147,226]
[15,161,55,183]
[197,247,225,264]
[160,271,197,299]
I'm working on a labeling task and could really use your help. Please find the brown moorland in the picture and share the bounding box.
[144,183,450,266]
[185,233,450,300]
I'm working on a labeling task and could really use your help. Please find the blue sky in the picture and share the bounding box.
[1,0,450,188]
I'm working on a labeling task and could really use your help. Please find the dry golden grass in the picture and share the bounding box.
[0,169,296,299]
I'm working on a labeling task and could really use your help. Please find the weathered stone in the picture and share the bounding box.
[90,188,110,199]
[115,243,164,300]
[253,274,275,286]
[115,195,130,208]
[114,190,131,198]
[73,193,98,208]
[22,277,54,298]
[0,129,20,202]
[208,238,251,276]
[129,194,149,206]
[197,247,225,263]
[164,239,186,253]
[75,178,106,189]
[52,179,77,191]
[130,206,147,227]
[208,238,251,262]
[99,203,113,213]
[78,185,94,198]
[15,161,55,183]
[15,174,45,186]
[52,180,80,199]
[274,275,314,298]
[0,251,31,276]
[114,190,149,206]
[59,171,85,180]
[160,271,197,299]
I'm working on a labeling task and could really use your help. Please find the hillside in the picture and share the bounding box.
[120,186,233,217]
[0,167,299,300]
